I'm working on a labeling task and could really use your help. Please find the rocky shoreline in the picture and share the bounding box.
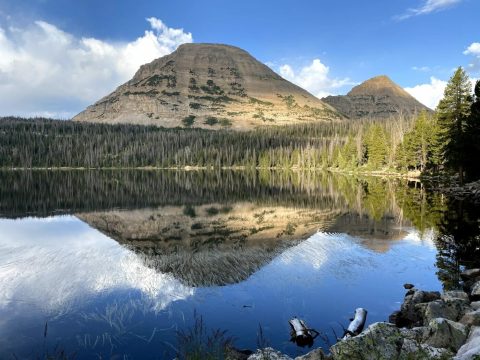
[243,268,480,360]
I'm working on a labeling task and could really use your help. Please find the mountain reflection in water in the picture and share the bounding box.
[0,170,478,359]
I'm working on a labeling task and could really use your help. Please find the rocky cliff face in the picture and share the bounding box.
[73,43,342,130]
[323,75,431,119]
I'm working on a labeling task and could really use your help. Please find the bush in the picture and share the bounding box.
[182,115,196,127]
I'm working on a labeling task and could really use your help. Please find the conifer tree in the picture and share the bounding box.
[436,67,473,183]
[464,80,480,179]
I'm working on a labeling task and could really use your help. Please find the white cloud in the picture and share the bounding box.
[404,77,447,109]
[0,216,194,315]
[396,0,462,20]
[412,66,431,72]
[464,42,480,73]
[277,59,355,98]
[0,18,192,118]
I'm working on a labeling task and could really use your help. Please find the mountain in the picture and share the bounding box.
[322,75,431,119]
[73,43,342,130]
[76,202,340,286]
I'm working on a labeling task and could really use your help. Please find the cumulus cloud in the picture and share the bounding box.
[395,0,462,20]
[464,42,480,73]
[0,18,192,117]
[404,77,447,109]
[277,59,355,98]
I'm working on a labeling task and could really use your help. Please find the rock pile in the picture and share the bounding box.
[246,269,480,360]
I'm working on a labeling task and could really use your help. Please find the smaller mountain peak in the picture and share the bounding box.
[348,75,406,97]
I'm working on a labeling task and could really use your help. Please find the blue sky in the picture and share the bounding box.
[0,0,478,117]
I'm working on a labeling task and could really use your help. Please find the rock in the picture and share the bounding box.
[393,293,430,327]
[471,282,480,299]
[461,269,480,280]
[226,347,253,360]
[460,310,480,327]
[423,318,468,352]
[388,310,401,325]
[413,291,442,303]
[400,340,454,359]
[454,326,480,359]
[322,76,432,120]
[331,323,404,360]
[248,348,292,360]
[294,348,331,360]
[331,322,452,360]
[74,43,342,130]
[424,300,459,323]
[471,302,480,311]
[442,291,470,302]
[404,283,415,290]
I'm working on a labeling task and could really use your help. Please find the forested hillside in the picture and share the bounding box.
[1,68,479,181]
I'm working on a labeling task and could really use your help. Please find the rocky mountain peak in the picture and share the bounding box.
[322,75,432,119]
[73,43,342,130]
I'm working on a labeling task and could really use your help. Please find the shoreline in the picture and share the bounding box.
[245,268,480,360]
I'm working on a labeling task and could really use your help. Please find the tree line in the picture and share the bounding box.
[1,67,479,180]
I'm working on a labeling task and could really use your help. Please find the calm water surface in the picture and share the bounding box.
[0,170,478,359]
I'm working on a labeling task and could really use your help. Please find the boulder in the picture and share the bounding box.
[404,283,415,290]
[423,318,468,352]
[471,302,480,311]
[424,300,459,323]
[461,269,480,280]
[248,348,292,360]
[295,348,331,360]
[442,291,470,302]
[471,282,480,299]
[460,310,480,327]
[331,322,452,360]
[454,326,480,359]
[331,323,404,360]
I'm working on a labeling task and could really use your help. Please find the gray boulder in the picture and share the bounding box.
[442,291,470,302]
[423,318,468,352]
[460,310,480,327]
[471,301,480,311]
[424,300,459,323]
[330,322,452,360]
[248,348,292,360]
[461,269,480,280]
[471,282,480,299]
[454,326,480,360]
[294,348,331,360]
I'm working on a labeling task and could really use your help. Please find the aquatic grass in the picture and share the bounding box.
[176,311,235,360]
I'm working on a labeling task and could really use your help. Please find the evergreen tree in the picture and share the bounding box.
[364,124,389,169]
[464,80,480,180]
[436,67,473,183]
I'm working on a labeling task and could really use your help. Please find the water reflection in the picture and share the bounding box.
[0,170,478,358]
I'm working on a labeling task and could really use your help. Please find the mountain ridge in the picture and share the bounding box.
[73,43,342,130]
[323,75,431,119]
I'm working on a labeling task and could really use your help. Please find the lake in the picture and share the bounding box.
[0,170,478,359]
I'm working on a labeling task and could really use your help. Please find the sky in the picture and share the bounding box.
[0,0,478,118]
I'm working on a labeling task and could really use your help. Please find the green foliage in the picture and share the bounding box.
[436,67,473,181]
[189,102,202,109]
[397,110,440,172]
[364,124,389,169]
[200,80,224,95]
[249,97,273,106]
[176,312,234,360]
[464,80,480,179]
[204,117,219,126]
[182,115,196,127]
